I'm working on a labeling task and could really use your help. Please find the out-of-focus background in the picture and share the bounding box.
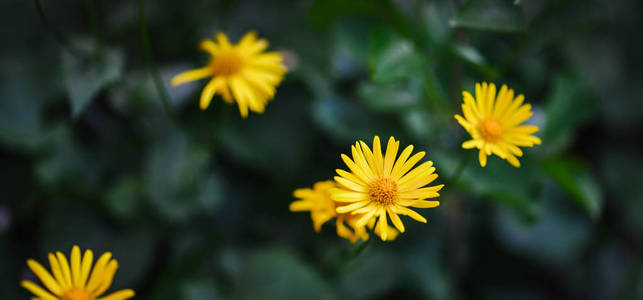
[1,0,642,299]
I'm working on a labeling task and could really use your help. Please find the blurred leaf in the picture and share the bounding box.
[62,42,124,117]
[543,157,603,218]
[339,248,399,299]
[358,78,422,111]
[542,74,597,155]
[600,148,643,238]
[405,239,451,300]
[0,59,50,151]
[217,93,313,178]
[34,125,99,189]
[401,109,434,141]
[436,150,542,221]
[105,176,144,220]
[312,96,396,143]
[331,19,371,77]
[234,248,331,300]
[308,0,382,28]
[146,129,222,222]
[182,280,223,300]
[450,0,526,33]
[494,189,592,267]
[369,28,425,82]
[418,0,456,45]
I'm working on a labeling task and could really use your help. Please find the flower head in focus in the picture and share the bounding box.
[290,180,398,243]
[21,245,135,300]
[454,82,542,167]
[330,136,443,241]
[171,31,287,118]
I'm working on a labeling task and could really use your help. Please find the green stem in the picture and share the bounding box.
[34,0,88,58]
[137,0,174,117]
[445,150,472,188]
[84,0,102,46]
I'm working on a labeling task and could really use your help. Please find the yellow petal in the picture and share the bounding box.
[199,39,218,55]
[48,253,67,290]
[479,150,487,167]
[87,252,112,292]
[372,136,384,174]
[56,252,73,289]
[390,145,414,179]
[394,206,427,223]
[20,281,58,300]
[71,245,81,287]
[410,200,441,208]
[336,168,367,186]
[334,176,367,192]
[97,289,136,300]
[78,249,94,287]
[200,77,225,109]
[92,260,118,296]
[336,201,368,213]
[382,137,399,176]
[387,208,405,233]
[170,67,213,87]
[26,259,62,296]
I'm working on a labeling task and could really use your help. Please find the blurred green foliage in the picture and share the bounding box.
[1,0,642,299]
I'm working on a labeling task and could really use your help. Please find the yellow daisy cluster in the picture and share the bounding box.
[21,245,134,300]
[290,180,399,243]
[172,31,287,118]
[455,82,541,167]
[291,136,443,242]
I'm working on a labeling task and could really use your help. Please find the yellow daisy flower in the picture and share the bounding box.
[290,180,398,243]
[330,136,443,241]
[21,245,135,300]
[454,82,542,167]
[171,31,287,118]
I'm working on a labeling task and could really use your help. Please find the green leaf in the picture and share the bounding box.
[370,28,425,82]
[145,129,222,222]
[62,41,124,117]
[339,248,399,299]
[308,0,382,28]
[542,74,597,155]
[105,176,144,220]
[312,96,397,143]
[234,248,331,300]
[450,0,526,33]
[358,78,422,111]
[182,280,222,300]
[436,150,543,221]
[494,192,592,266]
[543,157,603,218]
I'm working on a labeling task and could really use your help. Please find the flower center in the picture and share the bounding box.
[211,50,242,76]
[478,118,503,141]
[368,178,398,205]
[62,288,94,300]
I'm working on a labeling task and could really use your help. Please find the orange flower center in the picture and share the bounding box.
[478,118,504,141]
[211,50,242,76]
[368,178,398,205]
[62,288,94,300]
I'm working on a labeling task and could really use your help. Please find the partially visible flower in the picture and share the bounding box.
[290,181,337,233]
[21,245,135,300]
[290,180,398,243]
[454,82,542,167]
[171,31,287,118]
[331,136,443,241]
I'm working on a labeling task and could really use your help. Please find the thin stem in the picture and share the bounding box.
[34,0,88,58]
[445,150,472,188]
[137,0,174,116]
[84,0,102,46]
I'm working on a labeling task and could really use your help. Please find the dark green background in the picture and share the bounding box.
[1,0,642,299]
